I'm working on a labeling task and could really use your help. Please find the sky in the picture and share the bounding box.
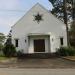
[0,0,53,35]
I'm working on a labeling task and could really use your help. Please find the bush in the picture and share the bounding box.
[0,44,4,50]
[56,46,75,56]
[17,50,24,58]
[3,44,16,57]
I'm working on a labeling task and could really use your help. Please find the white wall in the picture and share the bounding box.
[11,3,67,53]
[28,35,50,53]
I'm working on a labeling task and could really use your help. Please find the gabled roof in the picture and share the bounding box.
[11,3,65,28]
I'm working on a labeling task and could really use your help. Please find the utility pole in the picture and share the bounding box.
[63,0,69,46]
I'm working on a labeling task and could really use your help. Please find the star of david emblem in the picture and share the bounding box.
[33,13,43,24]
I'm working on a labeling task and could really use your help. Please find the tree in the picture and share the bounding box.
[72,0,75,20]
[5,30,12,45]
[49,0,64,21]
[49,0,72,22]
[48,0,73,46]
[3,44,16,57]
[70,21,75,47]
[0,33,5,50]
[3,30,16,57]
[0,33,5,44]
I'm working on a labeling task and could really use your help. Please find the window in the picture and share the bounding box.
[15,39,18,47]
[60,37,63,46]
[25,40,26,43]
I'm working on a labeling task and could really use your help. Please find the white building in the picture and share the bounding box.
[11,3,67,54]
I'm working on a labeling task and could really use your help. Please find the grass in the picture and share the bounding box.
[63,56,75,61]
[0,56,17,63]
[0,57,8,60]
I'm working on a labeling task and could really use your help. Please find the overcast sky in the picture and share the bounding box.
[0,0,53,35]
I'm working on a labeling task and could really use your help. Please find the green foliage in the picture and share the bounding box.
[49,0,73,23]
[57,46,75,56]
[49,0,73,45]
[3,44,16,57]
[17,50,24,57]
[0,33,5,55]
[70,21,75,47]
[48,0,56,5]
[0,33,5,44]
[5,37,12,45]
[0,43,3,50]
[0,43,4,56]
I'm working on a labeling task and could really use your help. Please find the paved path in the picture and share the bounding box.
[0,68,75,75]
[0,58,75,68]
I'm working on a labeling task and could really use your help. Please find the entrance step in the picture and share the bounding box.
[17,53,57,59]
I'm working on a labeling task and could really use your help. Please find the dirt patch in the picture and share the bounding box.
[63,56,75,61]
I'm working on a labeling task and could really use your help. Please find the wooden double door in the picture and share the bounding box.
[34,39,45,52]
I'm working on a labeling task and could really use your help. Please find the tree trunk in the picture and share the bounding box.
[72,0,75,20]
[63,0,69,46]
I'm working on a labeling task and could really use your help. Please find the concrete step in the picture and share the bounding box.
[17,53,57,59]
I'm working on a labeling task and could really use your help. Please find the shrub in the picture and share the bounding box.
[56,46,75,56]
[0,44,4,50]
[17,50,24,57]
[3,44,16,57]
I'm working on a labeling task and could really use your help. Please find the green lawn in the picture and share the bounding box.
[0,57,8,60]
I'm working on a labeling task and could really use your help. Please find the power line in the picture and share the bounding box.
[0,9,26,12]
